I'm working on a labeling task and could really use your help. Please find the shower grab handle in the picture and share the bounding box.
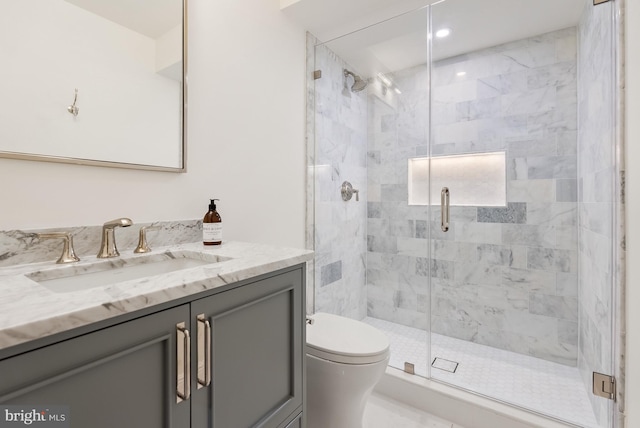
[441,187,450,232]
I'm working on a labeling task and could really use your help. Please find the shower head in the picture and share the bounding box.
[343,69,368,93]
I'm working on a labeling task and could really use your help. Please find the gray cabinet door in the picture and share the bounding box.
[191,268,304,428]
[0,305,191,428]
[284,413,302,428]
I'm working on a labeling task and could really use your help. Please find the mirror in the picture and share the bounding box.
[0,0,186,172]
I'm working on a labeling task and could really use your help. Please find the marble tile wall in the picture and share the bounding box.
[0,220,202,267]
[577,2,617,425]
[367,28,580,365]
[367,64,432,329]
[309,40,368,319]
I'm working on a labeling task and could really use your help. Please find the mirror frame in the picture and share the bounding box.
[0,0,188,173]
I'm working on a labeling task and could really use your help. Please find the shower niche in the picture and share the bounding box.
[306,0,622,427]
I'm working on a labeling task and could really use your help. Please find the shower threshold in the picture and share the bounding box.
[363,317,599,428]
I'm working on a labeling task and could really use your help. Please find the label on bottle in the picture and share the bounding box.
[203,223,222,243]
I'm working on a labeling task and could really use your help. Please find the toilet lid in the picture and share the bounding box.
[306,312,390,364]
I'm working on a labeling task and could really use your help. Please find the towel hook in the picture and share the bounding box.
[67,88,79,116]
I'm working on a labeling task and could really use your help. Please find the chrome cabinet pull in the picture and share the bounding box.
[197,314,212,388]
[176,322,191,402]
[441,187,450,232]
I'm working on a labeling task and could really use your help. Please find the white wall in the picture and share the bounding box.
[625,0,639,425]
[0,0,307,249]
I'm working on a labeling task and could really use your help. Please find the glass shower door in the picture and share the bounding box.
[359,7,433,378]
[428,0,617,427]
[312,7,432,377]
[308,0,619,425]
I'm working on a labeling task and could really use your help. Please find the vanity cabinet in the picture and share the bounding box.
[191,268,304,427]
[0,304,191,427]
[0,265,305,428]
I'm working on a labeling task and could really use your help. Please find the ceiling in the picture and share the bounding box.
[64,0,182,39]
[281,0,439,42]
[283,0,587,78]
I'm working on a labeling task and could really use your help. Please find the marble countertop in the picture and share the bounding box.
[0,241,313,351]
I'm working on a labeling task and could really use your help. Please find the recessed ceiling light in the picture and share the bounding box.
[456,71,466,76]
[394,88,402,95]
[435,28,451,38]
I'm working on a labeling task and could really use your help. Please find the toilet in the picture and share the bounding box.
[306,312,390,428]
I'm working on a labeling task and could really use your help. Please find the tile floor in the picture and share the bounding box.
[363,317,599,428]
[363,392,464,428]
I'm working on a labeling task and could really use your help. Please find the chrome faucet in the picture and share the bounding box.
[97,218,133,258]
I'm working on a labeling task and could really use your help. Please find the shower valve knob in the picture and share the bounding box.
[341,181,359,202]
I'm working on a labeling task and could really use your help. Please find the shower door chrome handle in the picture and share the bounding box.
[441,187,450,232]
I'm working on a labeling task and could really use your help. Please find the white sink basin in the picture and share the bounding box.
[27,251,230,293]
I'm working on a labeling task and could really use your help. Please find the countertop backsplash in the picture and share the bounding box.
[0,220,202,268]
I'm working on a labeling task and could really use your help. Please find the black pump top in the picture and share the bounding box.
[209,199,220,210]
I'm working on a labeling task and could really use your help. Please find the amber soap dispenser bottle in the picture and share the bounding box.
[203,199,222,245]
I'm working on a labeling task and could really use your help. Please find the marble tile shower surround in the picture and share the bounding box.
[577,1,620,426]
[306,5,624,426]
[366,63,432,331]
[367,27,580,366]
[0,220,202,268]
[310,40,369,320]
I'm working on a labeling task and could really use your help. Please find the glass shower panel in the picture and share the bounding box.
[312,8,431,376]
[310,1,618,425]
[429,0,616,427]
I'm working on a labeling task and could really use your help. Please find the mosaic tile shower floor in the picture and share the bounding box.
[363,317,599,428]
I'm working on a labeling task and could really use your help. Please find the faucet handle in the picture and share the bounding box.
[134,226,160,254]
[341,181,360,202]
[37,232,80,264]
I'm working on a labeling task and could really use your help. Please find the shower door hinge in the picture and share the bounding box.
[594,0,612,5]
[313,70,322,80]
[593,372,616,400]
[404,362,415,375]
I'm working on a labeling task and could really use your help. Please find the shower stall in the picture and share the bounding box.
[306,0,623,427]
